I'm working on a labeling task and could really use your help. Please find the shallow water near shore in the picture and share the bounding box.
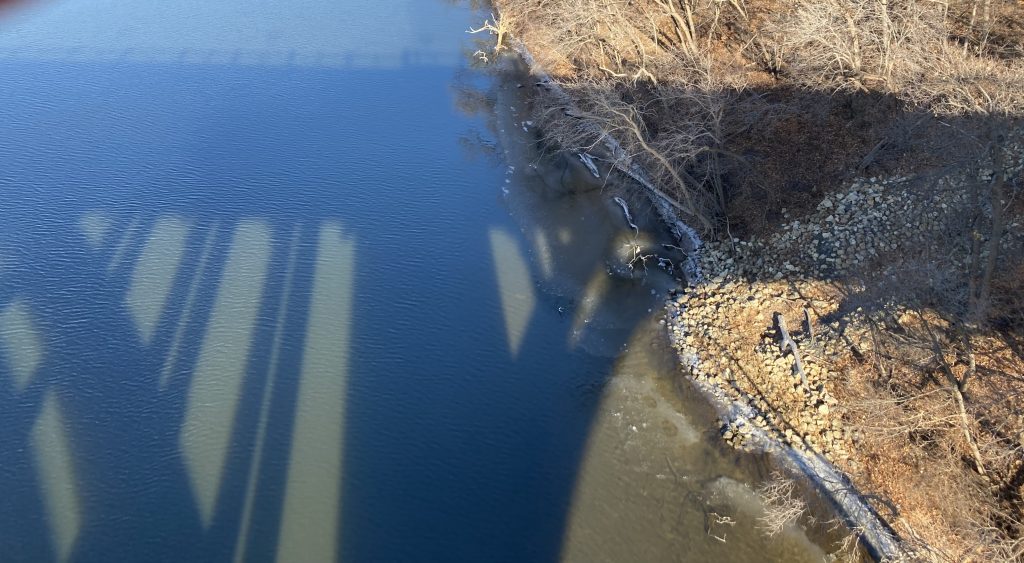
[1,0,832,561]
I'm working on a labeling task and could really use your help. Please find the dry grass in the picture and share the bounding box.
[837,303,1024,561]
[770,0,1024,114]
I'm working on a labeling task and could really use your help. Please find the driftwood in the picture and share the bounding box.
[774,312,808,386]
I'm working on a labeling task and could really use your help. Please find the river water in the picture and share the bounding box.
[0,1,833,561]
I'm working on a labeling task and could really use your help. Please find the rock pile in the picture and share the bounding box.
[664,147,1024,466]
[667,279,854,463]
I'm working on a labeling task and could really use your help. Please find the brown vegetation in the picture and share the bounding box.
[669,155,1024,559]
[492,0,1024,233]
[483,0,1024,559]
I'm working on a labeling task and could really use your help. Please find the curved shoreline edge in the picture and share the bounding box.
[506,40,904,561]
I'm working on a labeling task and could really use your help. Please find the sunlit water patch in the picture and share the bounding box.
[31,391,82,563]
[0,299,43,392]
[126,215,190,344]
[489,227,536,358]
[160,224,221,389]
[180,220,272,527]
[276,222,354,563]
[233,226,302,563]
[78,211,113,250]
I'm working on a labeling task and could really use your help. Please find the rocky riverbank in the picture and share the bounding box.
[482,0,1024,557]
[664,157,1024,559]
[669,172,977,460]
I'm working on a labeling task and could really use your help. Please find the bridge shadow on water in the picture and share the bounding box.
[0,54,677,563]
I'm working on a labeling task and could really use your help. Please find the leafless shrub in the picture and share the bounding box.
[756,472,807,537]
[771,0,1024,115]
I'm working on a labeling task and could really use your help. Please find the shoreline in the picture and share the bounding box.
[509,39,705,282]
[506,40,905,560]
[493,4,1024,556]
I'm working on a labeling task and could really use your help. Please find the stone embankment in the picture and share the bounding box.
[665,175,942,463]
[666,157,1023,451]
[662,148,1024,558]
